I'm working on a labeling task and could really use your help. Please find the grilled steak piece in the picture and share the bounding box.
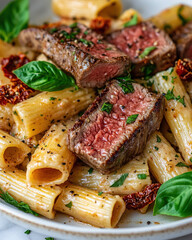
[68,80,164,173]
[107,21,176,77]
[18,23,130,88]
[171,21,192,60]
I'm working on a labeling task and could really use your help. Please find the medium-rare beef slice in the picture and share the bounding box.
[18,23,130,88]
[107,21,176,78]
[171,21,192,60]
[68,80,164,173]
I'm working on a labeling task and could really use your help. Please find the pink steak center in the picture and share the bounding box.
[80,84,152,158]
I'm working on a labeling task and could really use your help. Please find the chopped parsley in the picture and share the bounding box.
[69,22,78,28]
[106,47,112,50]
[175,154,179,158]
[124,14,138,27]
[65,201,72,209]
[141,63,156,79]
[178,5,191,25]
[13,111,18,115]
[98,192,103,196]
[117,73,134,94]
[190,158,192,163]
[169,67,174,75]
[79,38,93,46]
[78,110,85,117]
[88,168,93,174]
[24,230,31,235]
[164,87,186,107]
[84,30,88,35]
[139,46,156,59]
[156,135,161,143]
[164,24,172,31]
[110,173,129,187]
[176,162,189,168]
[154,146,159,151]
[49,97,57,101]
[0,188,38,216]
[126,114,139,124]
[162,75,168,81]
[101,102,113,114]
[50,28,58,34]
[137,174,147,179]
[45,238,54,240]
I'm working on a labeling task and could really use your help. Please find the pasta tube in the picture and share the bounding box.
[54,182,125,228]
[0,169,61,219]
[69,156,151,195]
[160,119,177,147]
[27,120,76,186]
[0,104,14,132]
[52,0,122,20]
[149,4,192,34]
[0,130,31,168]
[151,68,192,165]
[144,131,190,184]
[12,87,96,138]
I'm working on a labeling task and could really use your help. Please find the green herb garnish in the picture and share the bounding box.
[156,135,161,143]
[65,201,72,209]
[139,46,156,59]
[164,24,172,31]
[117,74,134,94]
[101,102,113,114]
[154,146,159,151]
[178,5,191,25]
[98,192,103,196]
[126,114,139,124]
[110,173,128,187]
[14,61,77,92]
[24,230,31,234]
[162,75,168,81]
[137,174,147,179]
[124,14,138,27]
[45,238,54,240]
[0,0,29,42]
[88,168,93,174]
[164,87,186,107]
[50,28,58,34]
[0,188,38,216]
[69,22,78,28]
[79,38,93,46]
[154,172,192,217]
[141,63,156,78]
[176,162,189,168]
[49,97,57,101]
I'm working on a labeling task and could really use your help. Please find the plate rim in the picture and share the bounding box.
[1,201,192,238]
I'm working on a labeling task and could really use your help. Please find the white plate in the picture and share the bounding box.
[0,0,192,239]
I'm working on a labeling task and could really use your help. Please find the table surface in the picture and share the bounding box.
[0,215,191,240]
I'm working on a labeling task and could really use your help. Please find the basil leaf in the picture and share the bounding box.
[153,172,192,217]
[110,173,128,187]
[13,61,76,92]
[124,14,138,28]
[139,46,156,59]
[126,114,139,124]
[0,187,38,216]
[0,0,29,43]
[101,102,113,114]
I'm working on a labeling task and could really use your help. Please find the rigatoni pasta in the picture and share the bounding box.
[12,87,96,138]
[27,119,76,186]
[144,131,190,183]
[0,169,61,219]
[54,182,126,228]
[69,156,151,195]
[151,68,192,165]
[0,130,31,168]
[52,0,122,20]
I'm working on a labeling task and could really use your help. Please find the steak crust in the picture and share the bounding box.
[107,21,176,77]
[18,23,130,88]
[68,80,164,173]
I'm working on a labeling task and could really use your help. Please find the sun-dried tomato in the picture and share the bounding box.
[91,16,111,34]
[123,183,161,210]
[0,54,34,105]
[176,59,192,81]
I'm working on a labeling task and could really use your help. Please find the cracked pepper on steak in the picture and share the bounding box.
[68,80,164,173]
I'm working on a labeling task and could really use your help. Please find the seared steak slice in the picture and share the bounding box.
[171,21,192,60]
[107,21,176,77]
[68,80,164,173]
[18,23,130,88]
